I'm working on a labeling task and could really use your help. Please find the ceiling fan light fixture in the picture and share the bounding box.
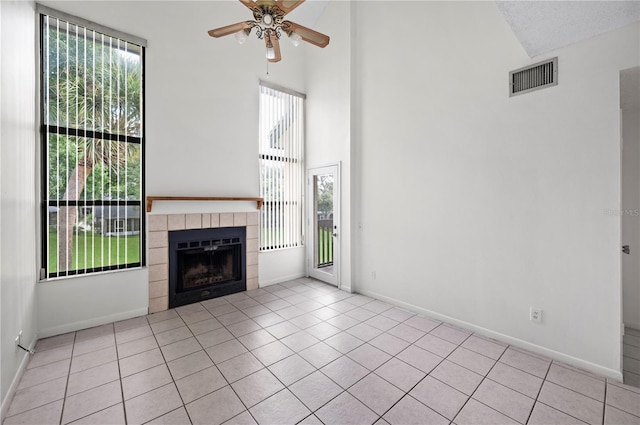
[266,39,276,59]
[288,31,302,47]
[208,0,330,63]
[234,28,250,44]
[266,47,276,59]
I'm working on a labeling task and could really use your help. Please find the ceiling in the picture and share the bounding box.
[287,1,640,59]
[496,1,640,58]
[285,0,328,28]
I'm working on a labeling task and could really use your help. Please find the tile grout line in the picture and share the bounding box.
[525,350,553,425]
[432,330,484,424]
[146,310,192,424]
[58,331,77,425]
[463,345,530,424]
[196,303,265,425]
[60,325,124,425]
[112,322,129,425]
[531,356,608,425]
[601,380,607,425]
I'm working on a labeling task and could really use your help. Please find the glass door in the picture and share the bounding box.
[307,164,340,286]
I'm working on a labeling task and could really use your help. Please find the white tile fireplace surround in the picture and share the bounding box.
[147,212,259,313]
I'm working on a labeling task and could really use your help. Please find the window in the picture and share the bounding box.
[40,8,145,278]
[259,83,305,251]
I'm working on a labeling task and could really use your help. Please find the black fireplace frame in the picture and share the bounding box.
[168,227,246,308]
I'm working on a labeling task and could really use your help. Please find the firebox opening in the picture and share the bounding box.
[177,244,241,291]
[169,227,246,308]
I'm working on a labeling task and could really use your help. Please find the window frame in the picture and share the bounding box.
[38,6,147,279]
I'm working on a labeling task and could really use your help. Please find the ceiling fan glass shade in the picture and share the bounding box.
[266,39,275,59]
[265,34,281,62]
[234,28,250,44]
[288,31,302,47]
[283,21,329,48]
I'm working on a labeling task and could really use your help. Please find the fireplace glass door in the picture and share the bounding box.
[168,227,246,308]
[177,244,241,291]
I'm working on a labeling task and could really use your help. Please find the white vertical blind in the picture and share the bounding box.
[258,84,305,251]
[41,11,144,278]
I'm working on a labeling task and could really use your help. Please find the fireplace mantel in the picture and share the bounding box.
[146,196,264,212]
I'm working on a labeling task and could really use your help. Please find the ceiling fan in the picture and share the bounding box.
[208,0,330,63]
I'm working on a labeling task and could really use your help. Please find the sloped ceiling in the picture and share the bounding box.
[496,1,640,58]
[290,1,639,59]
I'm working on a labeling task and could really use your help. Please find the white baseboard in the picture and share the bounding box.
[358,288,623,381]
[259,273,306,287]
[1,336,37,422]
[38,307,149,339]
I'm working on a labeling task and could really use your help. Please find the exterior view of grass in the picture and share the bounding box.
[317,227,333,267]
[48,231,140,273]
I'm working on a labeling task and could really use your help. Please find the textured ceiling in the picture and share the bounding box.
[496,1,640,57]
[292,1,640,59]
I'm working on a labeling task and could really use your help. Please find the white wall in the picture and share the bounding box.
[34,1,308,331]
[306,1,353,291]
[0,0,38,412]
[260,248,305,286]
[350,1,639,377]
[37,269,149,338]
[622,108,640,330]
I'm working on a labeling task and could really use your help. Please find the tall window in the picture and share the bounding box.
[40,9,145,278]
[259,83,305,251]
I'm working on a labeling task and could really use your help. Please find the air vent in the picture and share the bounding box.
[510,57,558,97]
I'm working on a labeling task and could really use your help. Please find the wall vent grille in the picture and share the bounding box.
[510,57,558,97]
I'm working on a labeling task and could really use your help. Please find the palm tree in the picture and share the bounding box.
[47,29,142,272]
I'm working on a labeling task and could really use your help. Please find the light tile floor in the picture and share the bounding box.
[4,278,640,425]
[623,327,640,389]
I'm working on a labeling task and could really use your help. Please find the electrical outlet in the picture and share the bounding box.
[371,271,376,280]
[530,307,542,324]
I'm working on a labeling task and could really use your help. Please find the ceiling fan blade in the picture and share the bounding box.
[208,22,251,38]
[266,33,281,63]
[277,0,305,15]
[239,0,256,11]
[283,21,329,48]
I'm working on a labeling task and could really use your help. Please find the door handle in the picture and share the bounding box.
[623,245,630,255]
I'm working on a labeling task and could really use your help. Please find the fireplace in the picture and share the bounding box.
[169,226,246,308]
